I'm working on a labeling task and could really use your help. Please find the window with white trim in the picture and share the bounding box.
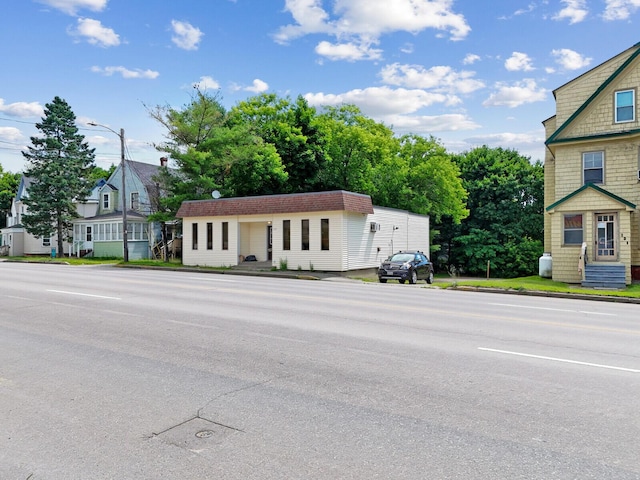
[42,237,51,247]
[130,192,139,211]
[583,151,604,184]
[615,89,635,123]
[102,193,110,210]
[563,214,583,245]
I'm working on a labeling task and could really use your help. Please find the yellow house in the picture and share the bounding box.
[544,43,640,287]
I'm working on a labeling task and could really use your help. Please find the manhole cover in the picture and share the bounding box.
[195,430,215,439]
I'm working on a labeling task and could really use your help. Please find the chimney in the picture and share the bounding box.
[160,157,168,167]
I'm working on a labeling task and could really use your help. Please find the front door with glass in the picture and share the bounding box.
[595,213,616,260]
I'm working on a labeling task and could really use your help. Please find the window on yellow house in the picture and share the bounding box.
[563,214,583,245]
[615,89,635,123]
[583,151,603,184]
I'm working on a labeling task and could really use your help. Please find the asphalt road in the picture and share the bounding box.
[0,263,639,479]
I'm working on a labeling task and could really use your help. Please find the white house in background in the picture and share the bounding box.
[176,190,430,272]
[0,176,105,257]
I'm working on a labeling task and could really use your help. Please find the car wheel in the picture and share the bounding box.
[379,278,387,283]
[409,270,417,284]
[426,271,434,284]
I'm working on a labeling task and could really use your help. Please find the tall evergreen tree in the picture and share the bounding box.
[22,96,96,257]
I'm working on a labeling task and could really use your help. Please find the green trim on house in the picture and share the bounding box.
[546,183,637,211]
[546,44,640,146]
[546,127,640,145]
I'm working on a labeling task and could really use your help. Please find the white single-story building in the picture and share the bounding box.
[176,190,430,272]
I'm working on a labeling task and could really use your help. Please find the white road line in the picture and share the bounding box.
[478,347,640,373]
[165,319,220,330]
[184,276,238,282]
[47,289,121,300]
[488,302,617,316]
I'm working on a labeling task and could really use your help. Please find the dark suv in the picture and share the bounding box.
[378,251,434,284]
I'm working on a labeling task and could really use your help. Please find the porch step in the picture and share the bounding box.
[582,263,626,289]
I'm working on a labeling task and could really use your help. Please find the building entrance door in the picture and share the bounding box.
[595,213,616,260]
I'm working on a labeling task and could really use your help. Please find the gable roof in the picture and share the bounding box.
[176,190,375,218]
[546,183,636,212]
[126,160,162,188]
[546,43,640,146]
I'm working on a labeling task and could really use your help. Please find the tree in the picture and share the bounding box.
[436,146,544,278]
[315,105,395,193]
[0,165,20,229]
[229,94,326,193]
[372,135,468,222]
[89,164,116,183]
[22,96,96,256]
[149,89,288,219]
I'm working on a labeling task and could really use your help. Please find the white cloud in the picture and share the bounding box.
[70,18,120,47]
[245,79,269,93]
[275,0,470,61]
[0,99,45,117]
[505,52,535,72]
[36,0,107,15]
[193,76,220,90]
[463,53,480,65]
[305,86,459,117]
[603,0,640,20]
[383,113,480,133]
[0,126,24,143]
[551,48,592,70]
[462,131,546,160]
[379,63,485,94]
[483,79,548,108]
[553,0,589,23]
[400,43,414,54]
[91,66,160,79]
[305,85,480,133]
[171,20,203,51]
[315,40,382,61]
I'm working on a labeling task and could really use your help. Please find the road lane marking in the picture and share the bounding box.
[478,347,640,373]
[185,276,238,282]
[488,302,617,316]
[47,289,121,300]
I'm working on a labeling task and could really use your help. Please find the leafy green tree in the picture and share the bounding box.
[89,164,116,183]
[149,89,288,219]
[315,105,395,193]
[22,96,96,256]
[436,145,543,277]
[229,94,326,192]
[372,135,468,222]
[0,165,20,229]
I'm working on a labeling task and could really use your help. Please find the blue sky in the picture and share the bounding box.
[2,0,640,173]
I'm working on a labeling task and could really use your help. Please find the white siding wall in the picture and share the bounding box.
[182,217,239,267]
[271,212,344,271]
[181,206,430,271]
[345,207,430,270]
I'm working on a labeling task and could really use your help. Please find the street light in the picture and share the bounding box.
[88,122,129,262]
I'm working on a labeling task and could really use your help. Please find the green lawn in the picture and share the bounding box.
[434,275,640,298]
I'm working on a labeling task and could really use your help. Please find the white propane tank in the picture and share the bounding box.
[539,252,552,278]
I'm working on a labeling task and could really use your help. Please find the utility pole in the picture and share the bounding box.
[120,128,128,262]
[88,122,129,262]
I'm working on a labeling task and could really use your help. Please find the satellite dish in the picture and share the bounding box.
[211,190,221,199]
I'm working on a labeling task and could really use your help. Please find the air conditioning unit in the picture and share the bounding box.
[370,222,380,232]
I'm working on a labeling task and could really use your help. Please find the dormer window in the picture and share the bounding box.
[102,193,110,210]
[615,89,635,123]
